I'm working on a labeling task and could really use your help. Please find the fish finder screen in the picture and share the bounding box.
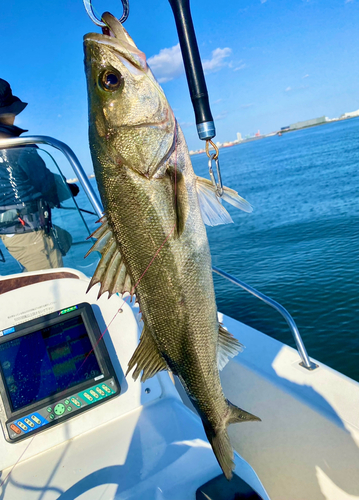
[0,315,102,411]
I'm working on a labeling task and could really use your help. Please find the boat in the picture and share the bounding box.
[0,135,358,500]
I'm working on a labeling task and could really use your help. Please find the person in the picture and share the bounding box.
[0,78,79,272]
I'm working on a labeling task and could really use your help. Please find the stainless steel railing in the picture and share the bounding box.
[212,266,318,370]
[0,136,103,218]
[0,137,317,370]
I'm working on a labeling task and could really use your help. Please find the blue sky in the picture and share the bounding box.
[2,0,359,176]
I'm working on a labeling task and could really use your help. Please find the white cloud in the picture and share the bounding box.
[215,111,228,120]
[148,45,232,83]
[303,74,310,78]
[234,63,246,71]
[179,121,194,129]
[285,84,309,93]
[241,103,254,108]
[147,44,184,83]
[260,0,268,3]
[202,48,232,73]
[345,0,354,3]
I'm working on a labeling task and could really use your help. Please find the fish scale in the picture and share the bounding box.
[84,11,259,480]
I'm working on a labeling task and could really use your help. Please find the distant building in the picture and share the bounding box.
[281,126,290,131]
[236,132,242,142]
[340,109,359,119]
[289,116,328,130]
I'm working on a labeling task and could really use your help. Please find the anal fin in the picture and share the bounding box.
[126,325,168,382]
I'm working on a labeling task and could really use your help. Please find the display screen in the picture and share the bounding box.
[0,315,102,411]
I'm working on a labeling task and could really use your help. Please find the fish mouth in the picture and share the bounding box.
[84,12,147,71]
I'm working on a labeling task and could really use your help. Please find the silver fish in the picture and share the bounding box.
[84,12,260,480]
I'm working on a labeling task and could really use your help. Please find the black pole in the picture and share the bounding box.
[168,0,215,140]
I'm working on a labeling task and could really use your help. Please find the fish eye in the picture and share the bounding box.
[99,70,123,92]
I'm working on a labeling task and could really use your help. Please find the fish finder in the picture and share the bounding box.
[0,303,120,442]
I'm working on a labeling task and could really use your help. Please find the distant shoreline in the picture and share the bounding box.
[190,114,359,156]
[67,173,95,184]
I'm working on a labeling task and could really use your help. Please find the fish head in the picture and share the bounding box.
[84,12,175,177]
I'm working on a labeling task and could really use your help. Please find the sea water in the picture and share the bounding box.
[191,117,359,382]
[75,117,359,381]
[1,117,357,381]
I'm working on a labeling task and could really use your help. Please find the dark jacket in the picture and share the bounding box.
[0,146,60,209]
[0,129,60,233]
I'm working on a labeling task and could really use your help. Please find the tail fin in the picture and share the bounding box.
[204,402,261,481]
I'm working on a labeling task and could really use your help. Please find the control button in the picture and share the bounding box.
[64,399,70,405]
[54,404,65,416]
[67,406,72,412]
[24,418,34,428]
[96,387,105,396]
[90,389,99,399]
[31,415,41,425]
[17,421,28,431]
[10,424,21,435]
[101,384,111,394]
[70,397,81,407]
[83,392,93,402]
[49,414,55,420]
[47,407,52,413]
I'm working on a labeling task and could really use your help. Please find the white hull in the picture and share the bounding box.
[0,269,357,499]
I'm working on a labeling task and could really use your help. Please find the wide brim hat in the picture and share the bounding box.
[0,79,27,116]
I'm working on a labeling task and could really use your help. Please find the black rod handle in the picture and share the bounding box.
[168,0,215,140]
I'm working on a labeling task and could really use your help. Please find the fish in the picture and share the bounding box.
[84,12,260,480]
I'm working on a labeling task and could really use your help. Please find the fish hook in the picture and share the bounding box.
[83,0,129,26]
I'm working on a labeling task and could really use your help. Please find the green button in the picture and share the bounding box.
[67,406,72,412]
[64,399,70,405]
[54,404,65,416]
[47,407,52,413]
[49,414,55,420]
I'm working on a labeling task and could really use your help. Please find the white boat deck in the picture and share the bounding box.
[0,270,269,500]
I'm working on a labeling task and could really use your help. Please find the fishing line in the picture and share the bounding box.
[1,122,179,493]
[0,436,34,489]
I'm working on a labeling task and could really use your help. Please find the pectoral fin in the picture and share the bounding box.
[126,325,168,382]
[85,216,135,299]
[196,176,252,227]
[217,324,244,371]
[167,165,188,237]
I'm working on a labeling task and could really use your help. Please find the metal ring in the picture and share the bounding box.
[83,0,129,27]
[205,139,219,160]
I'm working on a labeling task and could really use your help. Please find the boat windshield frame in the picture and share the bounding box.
[0,136,103,218]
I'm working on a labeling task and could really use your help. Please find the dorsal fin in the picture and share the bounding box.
[86,215,135,299]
